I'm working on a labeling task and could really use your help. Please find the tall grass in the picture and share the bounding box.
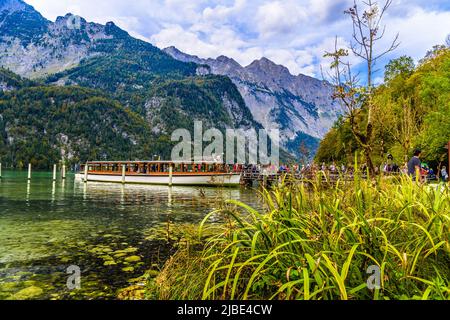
[150,174,449,300]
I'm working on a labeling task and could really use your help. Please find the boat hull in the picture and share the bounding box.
[75,173,242,186]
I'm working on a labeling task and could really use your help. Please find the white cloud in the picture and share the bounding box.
[202,0,246,23]
[255,1,307,38]
[308,0,351,24]
[150,24,218,58]
[383,7,450,62]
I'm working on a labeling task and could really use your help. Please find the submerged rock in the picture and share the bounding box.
[0,282,18,292]
[124,256,141,263]
[12,286,44,300]
[123,247,138,253]
[100,255,114,261]
[117,285,145,300]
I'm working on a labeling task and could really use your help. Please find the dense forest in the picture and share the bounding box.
[0,68,34,89]
[0,74,176,168]
[146,76,259,133]
[316,46,450,170]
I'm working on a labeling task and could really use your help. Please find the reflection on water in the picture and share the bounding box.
[0,170,262,300]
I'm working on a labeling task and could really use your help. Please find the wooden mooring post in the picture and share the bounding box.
[121,164,126,184]
[84,164,88,183]
[53,164,57,181]
[169,166,173,187]
[27,163,31,181]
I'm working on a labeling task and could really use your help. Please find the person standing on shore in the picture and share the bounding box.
[441,166,449,182]
[407,149,422,181]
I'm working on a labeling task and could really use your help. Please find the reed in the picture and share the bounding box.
[150,173,449,300]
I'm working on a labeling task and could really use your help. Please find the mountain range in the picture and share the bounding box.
[0,0,340,167]
[164,47,340,145]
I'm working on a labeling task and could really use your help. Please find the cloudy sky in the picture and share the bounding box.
[27,0,450,80]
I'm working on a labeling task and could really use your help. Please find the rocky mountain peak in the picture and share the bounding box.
[0,0,49,43]
[216,55,241,67]
[246,57,291,78]
[104,21,129,38]
[164,46,182,55]
[163,46,204,64]
[0,0,26,13]
[54,13,88,30]
[55,13,85,23]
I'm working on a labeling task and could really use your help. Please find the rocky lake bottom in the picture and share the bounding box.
[0,170,261,300]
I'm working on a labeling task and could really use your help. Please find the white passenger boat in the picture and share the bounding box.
[75,161,242,187]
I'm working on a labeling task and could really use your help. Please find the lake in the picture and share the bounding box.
[0,170,262,300]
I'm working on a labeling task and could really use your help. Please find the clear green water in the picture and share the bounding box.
[0,170,261,300]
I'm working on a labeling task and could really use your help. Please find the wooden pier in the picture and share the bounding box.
[241,171,279,187]
[240,169,441,187]
[241,171,350,187]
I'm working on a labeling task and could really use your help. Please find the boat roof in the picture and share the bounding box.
[86,160,226,165]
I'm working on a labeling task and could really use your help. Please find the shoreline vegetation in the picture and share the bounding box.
[128,170,449,301]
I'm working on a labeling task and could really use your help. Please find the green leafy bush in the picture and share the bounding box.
[152,173,449,300]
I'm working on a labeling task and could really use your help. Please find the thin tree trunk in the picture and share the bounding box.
[365,120,375,175]
[364,144,375,176]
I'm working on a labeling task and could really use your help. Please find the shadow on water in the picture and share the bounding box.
[0,170,262,300]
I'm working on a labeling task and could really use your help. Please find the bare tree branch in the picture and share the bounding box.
[324,0,399,174]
